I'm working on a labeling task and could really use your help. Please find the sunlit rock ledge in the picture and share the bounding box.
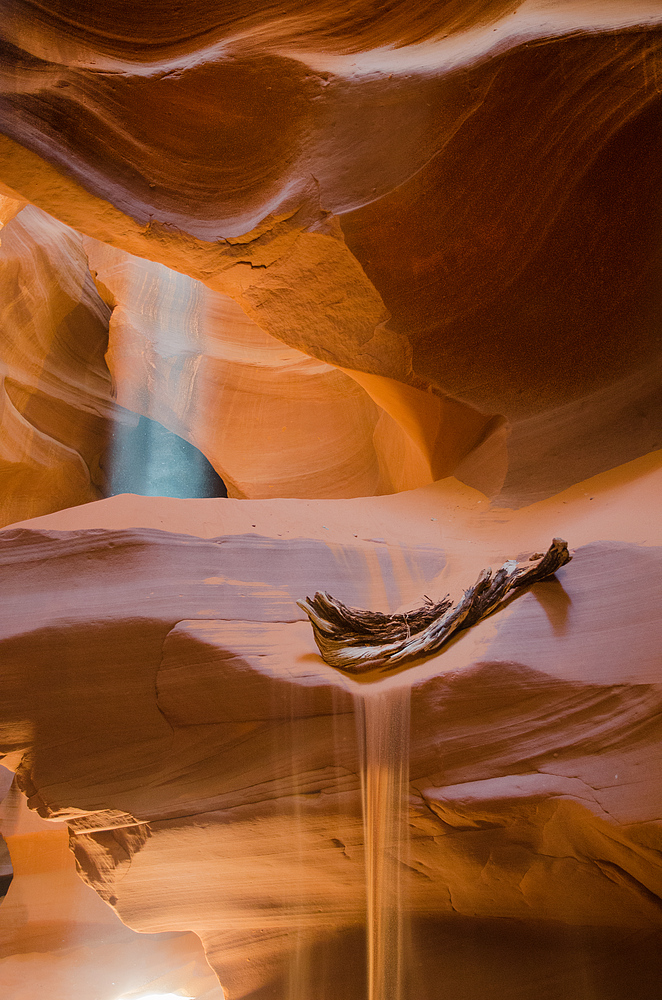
[1,458,661,997]
[1,1,662,998]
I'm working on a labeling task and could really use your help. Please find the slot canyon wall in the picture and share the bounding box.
[0,2,661,999]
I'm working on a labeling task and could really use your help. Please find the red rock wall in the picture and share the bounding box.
[1,3,662,998]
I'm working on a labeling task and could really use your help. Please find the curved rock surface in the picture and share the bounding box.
[1,3,662,998]
[0,765,223,999]
[83,237,437,500]
[0,201,498,517]
[1,6,660,503]
[0,203,117,524]
[1,455,661,997]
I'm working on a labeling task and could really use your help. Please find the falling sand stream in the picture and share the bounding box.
[299,539,572,998]
[354,683,411,1000]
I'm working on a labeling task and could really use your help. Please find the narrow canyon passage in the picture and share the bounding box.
[1,3,662,999]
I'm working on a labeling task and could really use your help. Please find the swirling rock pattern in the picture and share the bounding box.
[1,2,662,998]
[83,237,421,500]
[0,199,500,519]
[0,203,117,524]
[0,3,660,503]
[0,767,223,999]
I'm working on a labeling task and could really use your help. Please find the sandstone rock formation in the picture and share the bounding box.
[0,199,499,524]
[2,458,662,998]
[0,202,116,523]
[82,236,435,501]
[1,3,661,512]
[1,1,662,998]
[0,764,223,999]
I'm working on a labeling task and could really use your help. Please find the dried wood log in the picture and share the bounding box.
[298,538,571,674]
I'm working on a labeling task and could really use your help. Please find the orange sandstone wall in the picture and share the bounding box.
[0,2,661,998]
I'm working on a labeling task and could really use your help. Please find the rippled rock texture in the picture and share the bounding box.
[1,3,661,516]
[1,2,662,998]
[0,201,114,522]
[2,465,662,998]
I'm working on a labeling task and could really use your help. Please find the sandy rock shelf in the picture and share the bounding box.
[1,458,661,997]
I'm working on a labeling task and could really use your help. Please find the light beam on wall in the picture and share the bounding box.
[104,413,227,499]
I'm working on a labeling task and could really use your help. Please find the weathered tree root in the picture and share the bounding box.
[298,538,571,674]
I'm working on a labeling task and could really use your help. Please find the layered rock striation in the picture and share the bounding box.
[1,2,662,998]
[1,3,661,510]
[1,460,661,997]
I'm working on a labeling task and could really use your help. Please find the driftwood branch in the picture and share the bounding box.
[298,538,571,675]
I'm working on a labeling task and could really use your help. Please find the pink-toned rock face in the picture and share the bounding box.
[1,3,662,999]
[1,467,661,998]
